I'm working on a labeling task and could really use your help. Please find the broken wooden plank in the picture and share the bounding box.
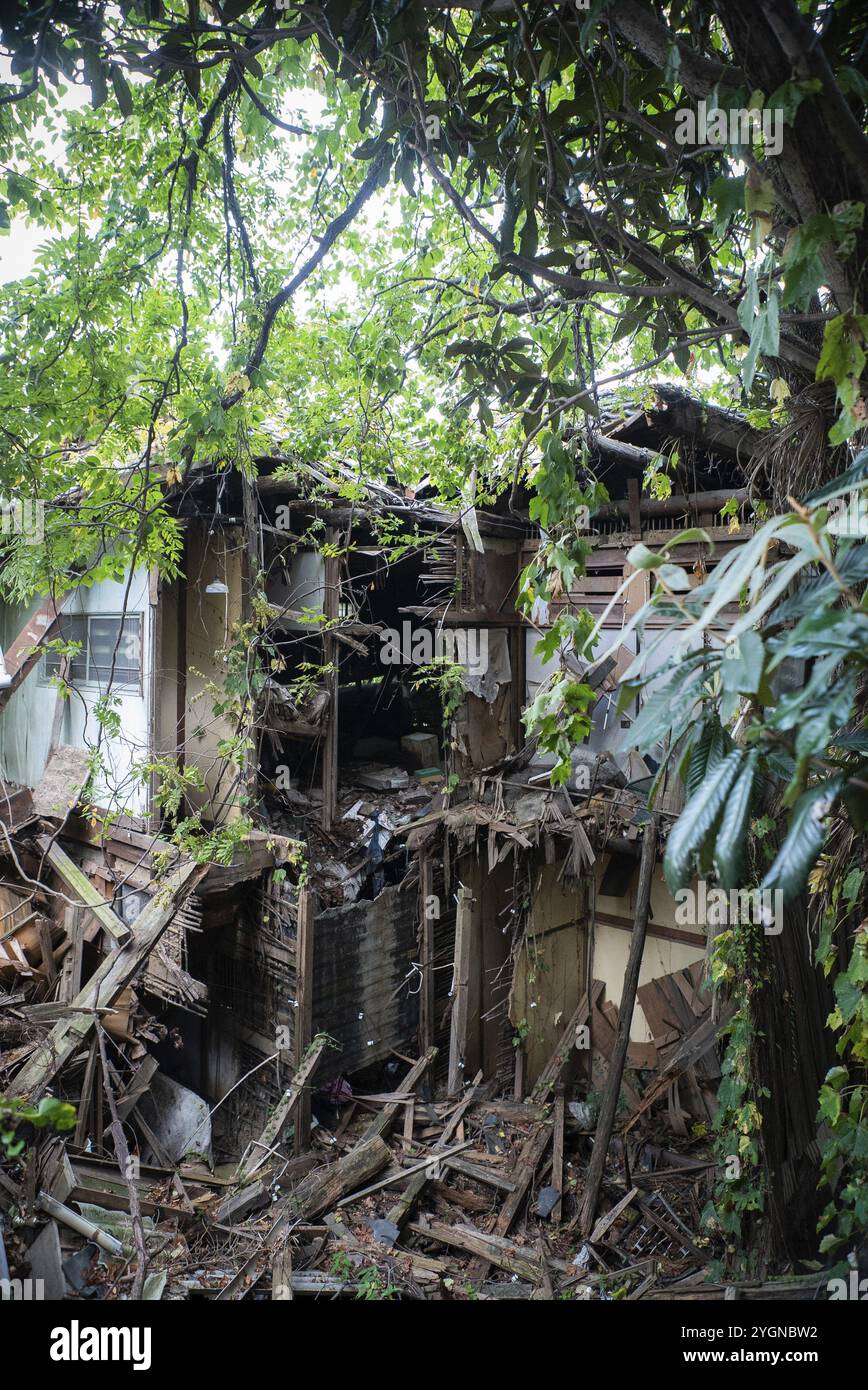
[531,979,605,1105]
[237,1032,328,1183]
[13,861,206,1098]
[385,1073,486,1231]
[443,1156,516,1193]
[464,1120,552,1286]
[358,1046,437,1145]
[271,1241,293,1301]
[37,835,130,946]
[335,1140,473,1207]
[408,1219,543,1285]
[589,1186,639,1244]
[291,1136,391,1221]
[447,884,473,1095]
[578,818,657,1236]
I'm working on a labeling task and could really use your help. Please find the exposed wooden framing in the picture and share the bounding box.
[293,887,315,1155]
[14,860,206,1098]
[578,817,658,1236]
[0,592,69,711]
[447,883,474,1096]
[359,1046,437,1146]
[237,1032,328,1183]
[593,909,704,950]
[627,476,641,534]
[36,836,131,947]
[418,855,435,1055]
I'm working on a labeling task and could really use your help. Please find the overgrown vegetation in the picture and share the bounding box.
[0,1,866,1272]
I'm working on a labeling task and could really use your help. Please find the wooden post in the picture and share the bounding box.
[447,884,473,1096]
[551,1084,565,1223]
[293,887,315,1154]
[419,855,435,1054]
[321,532,340,833]
[578,817,657,1235]
[57,907,83,1003]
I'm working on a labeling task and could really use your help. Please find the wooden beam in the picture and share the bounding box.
[531,979,605,1105]
[236,1032,328,1183]
[13,861,206,1098]
[464,1120,552,1286]
[358,1046,437,1146]
[418,855,435,1055]
[407,1219,544,1285]
[37,836,131,946]
[321,533,339,833]
[447,884,473,1095]
[577,818,658,1235]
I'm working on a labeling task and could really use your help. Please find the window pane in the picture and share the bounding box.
[87,616,141,688]
[44,615,87,682]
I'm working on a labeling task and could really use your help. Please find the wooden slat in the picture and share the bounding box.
[37,836,130,946]
[13,860,206,1098]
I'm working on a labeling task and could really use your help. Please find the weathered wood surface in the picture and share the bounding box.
[237,1032,328,1183]
[37,835,131,945]
[14,861,206,1097]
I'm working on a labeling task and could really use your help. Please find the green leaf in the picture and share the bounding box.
[761,777,844,903]
[685,719,730,799]
[626,542,664,570]
[664,748,745,892]
[110,64,134,119]
[713,750,758,890]
[720,629,764,697]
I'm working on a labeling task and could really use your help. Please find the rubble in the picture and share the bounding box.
[0,395,828,1302]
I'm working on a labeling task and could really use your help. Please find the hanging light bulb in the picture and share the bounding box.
[205,577,228,595]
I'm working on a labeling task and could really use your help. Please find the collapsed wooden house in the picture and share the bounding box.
[0,385,825,1299]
